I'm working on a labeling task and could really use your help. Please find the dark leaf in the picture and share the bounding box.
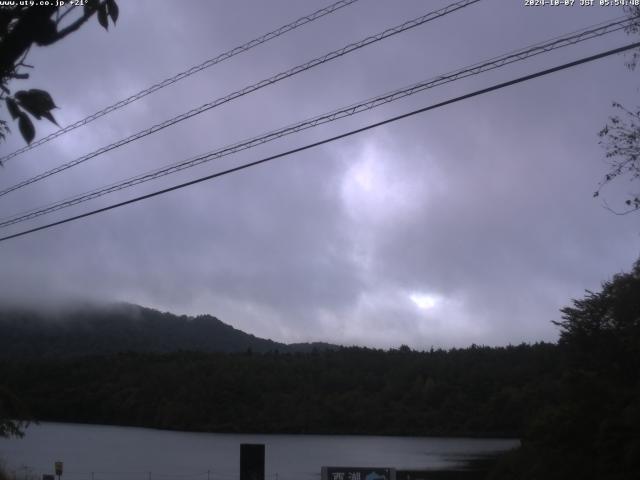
[5,98,21,119]
[15,89,57,123]
[97,4,109,30]
[23,89,56,110]
[18,113,35,144]
[107,0,119,24]
[33,18,58,45]
[41,111,59,127]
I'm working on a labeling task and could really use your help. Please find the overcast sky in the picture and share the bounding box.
[1,0,639,348]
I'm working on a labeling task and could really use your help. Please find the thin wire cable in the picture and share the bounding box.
[0,0,481,198]
[1,41,637,244]
[0,15,630,225]
[0,15,632,229]
[2,14,629,222]
[0,0,360,164]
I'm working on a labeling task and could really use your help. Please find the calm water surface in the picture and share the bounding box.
[0,423,519,480]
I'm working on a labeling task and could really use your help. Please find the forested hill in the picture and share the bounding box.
[0,302,335,358]
[0,344,561,438]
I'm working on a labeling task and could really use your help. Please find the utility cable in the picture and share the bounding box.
[0,15,632,229]
[0,0,481,197]
[0,0,360,164]
[1,41,637,244]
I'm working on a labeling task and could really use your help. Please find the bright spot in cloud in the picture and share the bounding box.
[410,293,438,310]
[340,140,420,223]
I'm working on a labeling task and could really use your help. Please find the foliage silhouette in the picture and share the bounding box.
[490,260,640,479]
[595,6,640,213]
[0,1,118,146]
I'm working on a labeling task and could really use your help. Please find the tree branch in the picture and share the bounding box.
[55,5,76,26]
[39,2,106,45]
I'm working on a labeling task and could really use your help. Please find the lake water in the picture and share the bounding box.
[0,423,519,480]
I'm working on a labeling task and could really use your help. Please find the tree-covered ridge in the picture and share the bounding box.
[0,343,559,438]
[0,302,334,358]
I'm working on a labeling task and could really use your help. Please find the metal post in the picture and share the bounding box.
[207,471,210,480]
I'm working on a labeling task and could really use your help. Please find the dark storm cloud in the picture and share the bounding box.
[1,0,639,347]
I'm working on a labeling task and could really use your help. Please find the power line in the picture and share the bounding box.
[0,0,481,198]
[0,0,360,164]
[0,15,632,229]
[1,41,637,244]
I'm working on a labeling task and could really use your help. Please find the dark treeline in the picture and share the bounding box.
[0,343,559,438]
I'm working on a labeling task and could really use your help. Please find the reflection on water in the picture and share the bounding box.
[0,423,519,480]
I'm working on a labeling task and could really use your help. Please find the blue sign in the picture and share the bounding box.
[322,467,395,480]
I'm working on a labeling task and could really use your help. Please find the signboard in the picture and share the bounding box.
[54,462,63,476]
[321,467,395,480]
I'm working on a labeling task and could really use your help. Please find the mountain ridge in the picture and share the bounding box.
[0,301,337,358]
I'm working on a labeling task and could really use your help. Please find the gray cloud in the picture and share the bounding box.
[1,0,639,348]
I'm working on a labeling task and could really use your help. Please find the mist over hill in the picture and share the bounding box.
[0,302,336,358]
